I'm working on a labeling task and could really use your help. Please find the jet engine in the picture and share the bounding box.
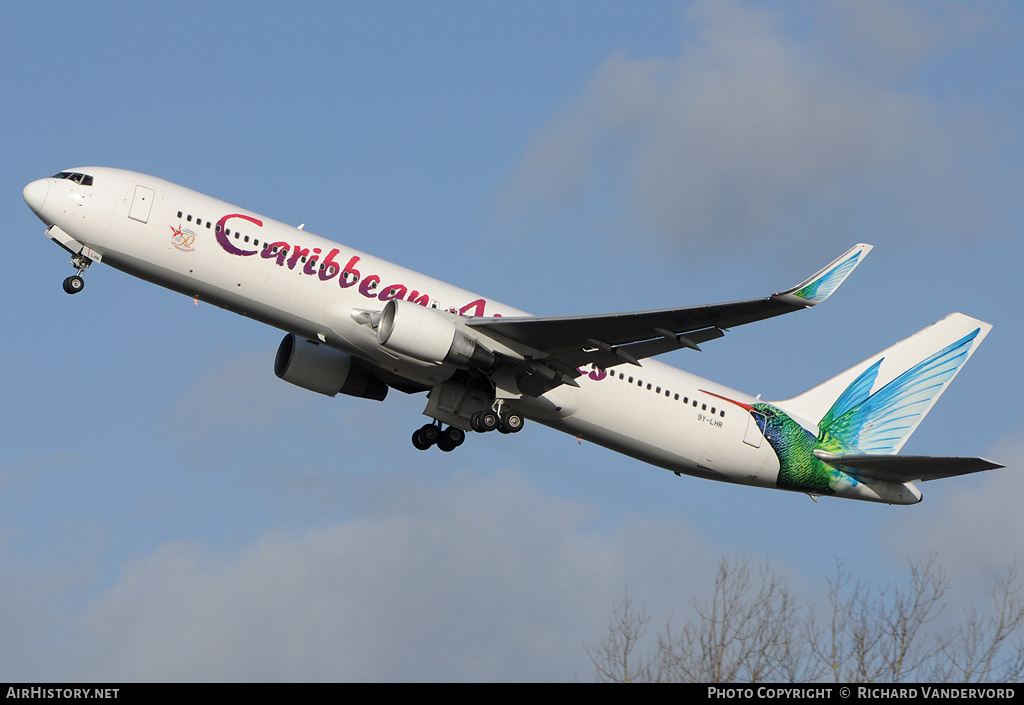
[376,299,494,369]
[275,334,388,400]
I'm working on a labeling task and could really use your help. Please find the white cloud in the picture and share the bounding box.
[67,470,715,681]
[499,0,991,261]
[817,0,988,80]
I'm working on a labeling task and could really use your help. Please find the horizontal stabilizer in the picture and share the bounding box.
[813,450,1004,483]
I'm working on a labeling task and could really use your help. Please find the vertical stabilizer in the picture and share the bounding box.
[775,313,991,454]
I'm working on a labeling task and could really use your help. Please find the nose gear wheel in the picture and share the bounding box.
[62,253,92,295]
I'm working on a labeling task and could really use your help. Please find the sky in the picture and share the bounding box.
[2,0,1022,682]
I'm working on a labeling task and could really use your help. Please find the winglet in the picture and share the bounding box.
[773,244,872,307]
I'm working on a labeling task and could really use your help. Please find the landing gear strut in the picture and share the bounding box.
[62,253,92,295]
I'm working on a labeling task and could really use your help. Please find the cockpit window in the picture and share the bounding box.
[52,171,94,186]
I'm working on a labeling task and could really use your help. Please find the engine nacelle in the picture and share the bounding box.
[376,299,495,369]
[275,334,388,400]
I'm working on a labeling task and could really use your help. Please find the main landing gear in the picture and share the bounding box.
[62,253,92,295]
[412,422,466,452]
[410,404,525,452]
[470,407,523,434]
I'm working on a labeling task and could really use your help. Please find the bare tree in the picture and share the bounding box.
[585,555,1024,683]
[808,556,948,682]
[656,556,819,682]
[933,560,1024,683]
[585,590,655,682]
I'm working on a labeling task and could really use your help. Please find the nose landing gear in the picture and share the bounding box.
[62,253,92,295]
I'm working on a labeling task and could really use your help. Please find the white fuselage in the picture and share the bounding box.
[25,167,799,493]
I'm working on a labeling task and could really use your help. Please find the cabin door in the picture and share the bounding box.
[128,185,155,223]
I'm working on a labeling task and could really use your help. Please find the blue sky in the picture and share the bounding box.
[2,0,1023,681]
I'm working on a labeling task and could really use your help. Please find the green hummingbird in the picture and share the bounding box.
[707,394,853,495]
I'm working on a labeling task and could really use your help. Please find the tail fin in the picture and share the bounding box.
[775,313,991,455]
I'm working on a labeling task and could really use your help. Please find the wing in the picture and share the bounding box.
[468,244,872,385]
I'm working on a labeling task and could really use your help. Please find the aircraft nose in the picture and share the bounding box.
[23,178,49,214]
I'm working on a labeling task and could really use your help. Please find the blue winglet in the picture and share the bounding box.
[774,243,873,307]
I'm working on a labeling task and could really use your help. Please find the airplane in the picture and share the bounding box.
[23,167,1003,505]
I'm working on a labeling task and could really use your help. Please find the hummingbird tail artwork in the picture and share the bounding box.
[706,313,998,504]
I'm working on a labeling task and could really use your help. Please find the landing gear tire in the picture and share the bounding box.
[446,426,465,445]
[500,412,524,434]
[472,410,499,433]
[63,276,84,295]
[412,429,433,450]
[415,423,465,452]
[420,423,439,444]
[437,426,466,452]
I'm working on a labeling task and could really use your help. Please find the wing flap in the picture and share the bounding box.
[551,326,726,372]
